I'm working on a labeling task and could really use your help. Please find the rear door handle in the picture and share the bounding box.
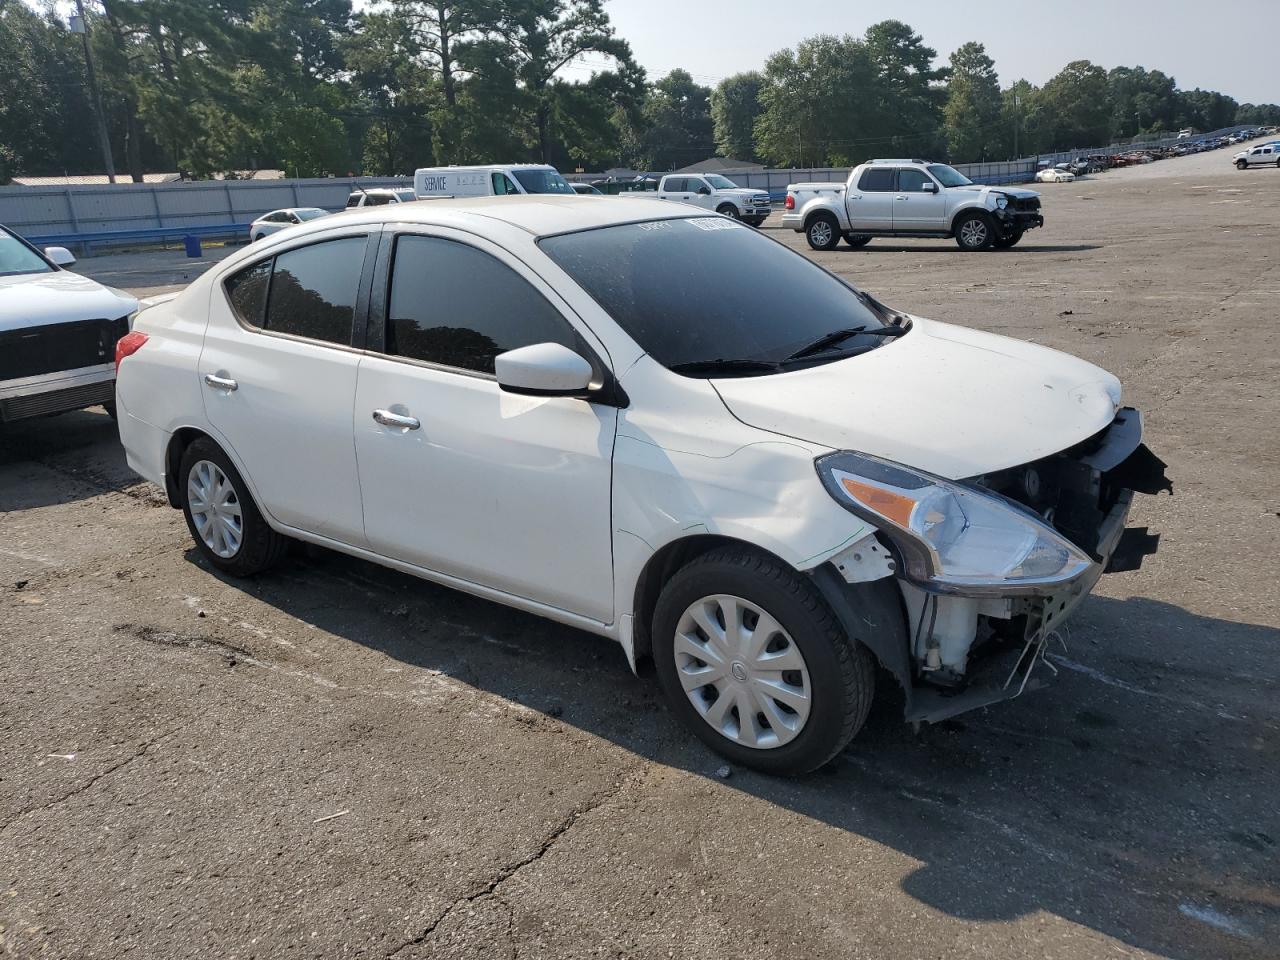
[372,409,420,430]
[203,374,238,392]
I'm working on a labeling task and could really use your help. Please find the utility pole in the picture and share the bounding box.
[1012,92,1020,159]
[70,0,116,183]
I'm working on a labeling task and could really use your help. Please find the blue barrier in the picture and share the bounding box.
[22,222,251,255]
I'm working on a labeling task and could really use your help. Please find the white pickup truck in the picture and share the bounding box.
[635,173,773,226]
[783,159,1044,251]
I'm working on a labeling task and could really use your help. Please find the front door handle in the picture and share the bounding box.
[204,373,238,392]
[895,195,908,201]
[372,409,420,430]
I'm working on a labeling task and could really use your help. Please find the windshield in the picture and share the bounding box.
[927,164,973,188]
[511,168,575,195]
[540,218,896,376]
[296,208,329,221]
[394,190,416,202]
[0,228,53,277]
[705,174,740,190]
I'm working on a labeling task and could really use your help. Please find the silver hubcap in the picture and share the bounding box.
[810,221,833,247]
[188,460,243,559]
[960,219,987,246]
[674,594,812,750]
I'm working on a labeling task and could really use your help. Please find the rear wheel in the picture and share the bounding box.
[843,233,871,248]
[805,214,840,251]
[954,211,995,251]
[716,203,739,220]
[179,437,288,577]
[652,546,875,775]
[994,230,1024,249]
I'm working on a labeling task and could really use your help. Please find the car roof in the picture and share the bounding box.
[316,195,698,239]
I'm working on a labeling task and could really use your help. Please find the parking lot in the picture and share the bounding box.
[2,147,1278,959]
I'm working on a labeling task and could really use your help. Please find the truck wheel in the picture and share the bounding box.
[179,437,288,577]
[993,230,1023,249]
[843,234,871,248]
[651,546,875,776]
[954,212,995,251]
[1236,159,1248,170]
[716,203,739,220]
[805,214,840,251]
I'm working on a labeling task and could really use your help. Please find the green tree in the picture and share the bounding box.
[1236,102,1280,127]
[1107,66,1179,139]
[943,42,1001,161]
[639,69,712,169]
[345,12,435,174]
[1038,60,1110,150]
[710,72,762,161]
[1179,88,1239,131]
[862,20,947,157]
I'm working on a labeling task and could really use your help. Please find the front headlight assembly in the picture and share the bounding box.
[994,195,1009,210]
[816,451,1093,596]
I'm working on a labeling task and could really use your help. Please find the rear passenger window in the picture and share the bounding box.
[226,261,271,326]
[664,178,686,192]
[857,168,896,192]
[264,238,367,345]
[385,235,581,375]
[346,195,361,208]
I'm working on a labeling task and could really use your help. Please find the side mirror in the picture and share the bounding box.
[45,246,76,267]
[922,182,938,193]
[495,342,594,397]
[697,186,711,195]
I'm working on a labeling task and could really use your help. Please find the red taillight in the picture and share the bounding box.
[784,194,795,210]
[115,331,149,372]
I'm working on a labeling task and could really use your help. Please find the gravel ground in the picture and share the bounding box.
[1,147,1277,959]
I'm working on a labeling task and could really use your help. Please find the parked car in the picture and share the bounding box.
[248,207,330,242]
[570,182,604,196]
[1234,144,1280,169]
[784,160,1044,251]
[114,197,1167,774]
[626,174,772,225]
[1036,168,1076,183]
[0,225,138,423]
[345,188,416,208]
[413,164,575,199]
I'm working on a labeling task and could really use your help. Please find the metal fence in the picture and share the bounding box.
[0,161,1044,249]
[0,177,413,249]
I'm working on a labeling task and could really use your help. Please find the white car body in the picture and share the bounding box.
[345,188,417,208]
[1234,144,1279,168]
[1,227,138,422]
[115,197,1164,771]
[1035,168,1076,183]
[248,207,330,242]
[783,160,1043,250]
[413,164,575,199]
[627,174,772,225]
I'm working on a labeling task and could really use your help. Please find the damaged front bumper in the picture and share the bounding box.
[856,408,1168,724]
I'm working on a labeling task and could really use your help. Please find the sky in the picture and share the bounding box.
[582,0,1280,104]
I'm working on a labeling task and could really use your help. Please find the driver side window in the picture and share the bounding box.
[897,169,934,192]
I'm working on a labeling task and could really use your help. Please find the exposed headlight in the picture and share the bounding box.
[815,451,1093,595]
[995,196,1009,209]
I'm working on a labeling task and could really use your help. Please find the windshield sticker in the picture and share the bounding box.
[687,217,745,232]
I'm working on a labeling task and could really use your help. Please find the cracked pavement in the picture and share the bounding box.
[2,148,1278,958]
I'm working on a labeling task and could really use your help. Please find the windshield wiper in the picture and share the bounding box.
[669,358,782,376]
[785,325,907,362]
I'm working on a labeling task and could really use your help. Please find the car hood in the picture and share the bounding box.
[720,188,770,199]
[710,316,1122,479]
[0,270,138,332]
[948,184,1040,201]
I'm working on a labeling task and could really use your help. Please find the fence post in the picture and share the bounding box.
[291,182,300,207]
[63,189,87,256]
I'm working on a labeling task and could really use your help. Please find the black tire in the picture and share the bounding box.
[1236,159,1248,170]
[179,436,288,577]
[652,546,875,776]
[103,400,117,420]
[994,230,1024,249]
[716,203,739,220]
[843,233,872,248]
[953,211,996,251]
[805,214,841,251]
[745,218,765,228]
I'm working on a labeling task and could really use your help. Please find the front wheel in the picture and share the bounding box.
[716,203,739,220]
[652,547,875,775]
[994,230,1024,249]
[1237,159,1248,170]
[954,212,995,251]
[843,233,871,248]
[179,437,288,577]
[805,214,841,251]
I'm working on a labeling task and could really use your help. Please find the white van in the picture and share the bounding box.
[413,164,575,199]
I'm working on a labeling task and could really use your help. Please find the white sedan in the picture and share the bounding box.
[1035,167,1076,183]
[116,197,1165,774]
[248,207,330,242]
[1,225,138,423]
